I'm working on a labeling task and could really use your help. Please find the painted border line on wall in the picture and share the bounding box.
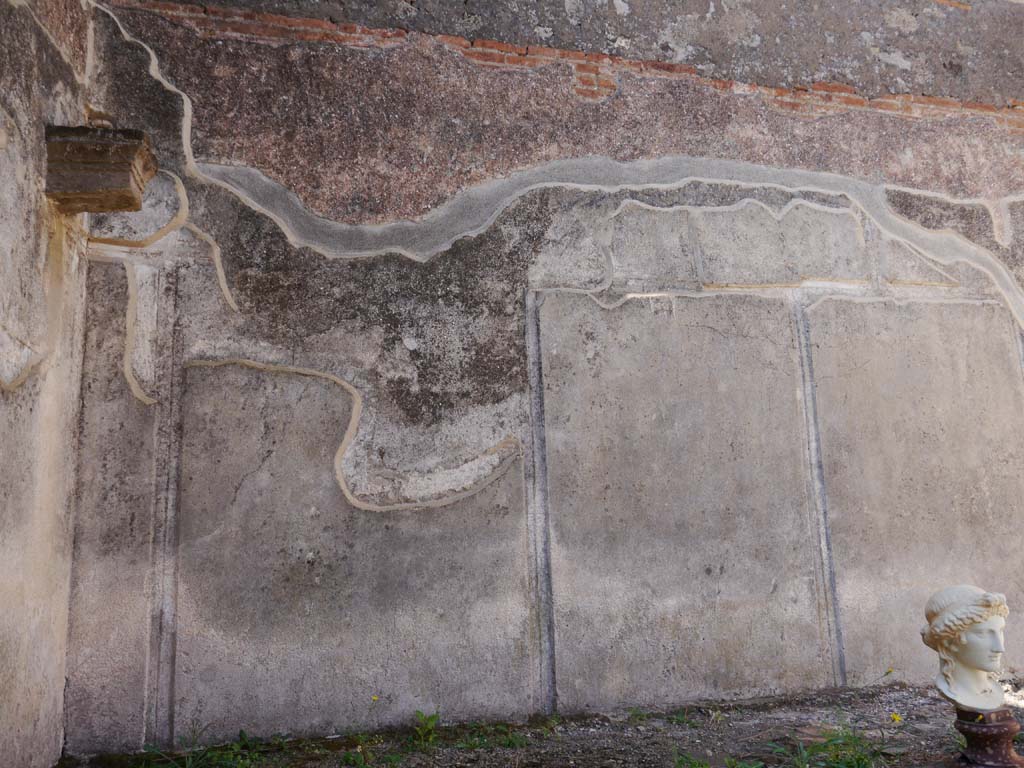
[143,266,184,748]
[524,290,558,714]
[793,300,848,687]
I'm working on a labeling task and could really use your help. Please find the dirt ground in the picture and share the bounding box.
[64,683,1005,767]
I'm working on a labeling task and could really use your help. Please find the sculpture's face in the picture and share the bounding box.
[949,615,1006,674]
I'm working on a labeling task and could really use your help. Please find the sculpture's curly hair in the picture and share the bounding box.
[921,585,1009,685]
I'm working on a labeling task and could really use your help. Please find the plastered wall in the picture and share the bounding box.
[0,3,89,766]
[7,0,1024,761]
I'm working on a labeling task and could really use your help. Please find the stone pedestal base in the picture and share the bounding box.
[955,707,1024,767]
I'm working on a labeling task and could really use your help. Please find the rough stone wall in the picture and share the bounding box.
[0,3,89,766]
[7,0,1024,761]
[159,0,1024,106]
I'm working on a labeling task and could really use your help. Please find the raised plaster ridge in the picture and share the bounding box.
[87,1,239,314]
[90,0,1024,515]
[181,221,239,312]
[184,358,522,512]
[92,0,1024,328]
[123,262,158,404]
[88,170,189,249]
[193,158,1024,331]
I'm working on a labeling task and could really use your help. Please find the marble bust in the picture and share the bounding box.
[921,585,1009,712]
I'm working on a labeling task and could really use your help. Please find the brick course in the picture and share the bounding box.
[114,0,1024,129]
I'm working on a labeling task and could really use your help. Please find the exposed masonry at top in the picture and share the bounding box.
[73,0,1024,515]
[115,0,1024,123]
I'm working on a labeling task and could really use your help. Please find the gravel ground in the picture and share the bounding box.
[63,683,1005,767]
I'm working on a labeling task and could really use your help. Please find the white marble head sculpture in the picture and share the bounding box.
[921,585,1009,711]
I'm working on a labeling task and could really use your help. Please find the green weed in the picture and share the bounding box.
[453,722,528,750]
[668,708,698,727]
[141,729,262,768]
[412,710,439,751]
[769,726,891,768]
[627,707,650,723]
[674,755,764,768]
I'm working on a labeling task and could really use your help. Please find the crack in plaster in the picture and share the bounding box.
[184,358,522,512]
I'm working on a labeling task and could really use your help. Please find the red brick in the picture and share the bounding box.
[963,101,999,113]
[462,49,507,65]
[132,1,198,16]
[526,45,562,59]
[437,34,471,48]
[574,62,600,75]
[832,94,869,107]
[644,61,675,74]
[574,86,602,98]
[197,4,247,18]
[871,99,912,114]
[584,52,614,64]
[252,11,333,29]
[706,78,734,91]
[596,76,617,89]
[504,54,547,68]
[576,73,597,86]
[910,94,961,109]
[558,49,587,61]
[472,39,526,55]
[811,81,857,94]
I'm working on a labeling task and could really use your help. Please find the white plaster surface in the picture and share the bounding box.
[809,298,1024,686]
[171,363,537,741]
[540,291,833,710]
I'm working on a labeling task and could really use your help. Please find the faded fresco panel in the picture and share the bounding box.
[540,292,831,712]
[174,363,535,742]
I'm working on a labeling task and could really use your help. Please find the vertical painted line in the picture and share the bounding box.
[525,290,558,713]
[144,267,184,747]
[793,300,847,687]
[1012,322,1024,384]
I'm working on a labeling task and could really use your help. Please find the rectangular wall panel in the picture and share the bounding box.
[174,362,536,742]
[809,298,1024,685]
[539,292,833,711]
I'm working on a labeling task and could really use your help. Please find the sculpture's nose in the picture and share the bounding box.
[993,634,1006,654]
